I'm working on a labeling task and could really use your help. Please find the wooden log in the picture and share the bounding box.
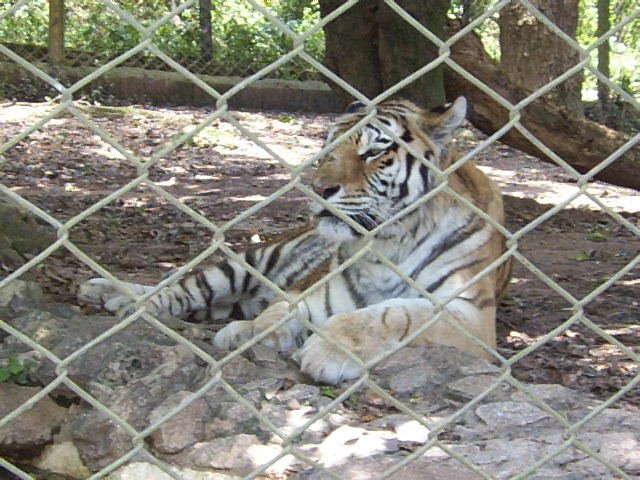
[445,24,640,191]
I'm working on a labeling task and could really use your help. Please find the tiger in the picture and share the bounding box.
[78,96,511,385]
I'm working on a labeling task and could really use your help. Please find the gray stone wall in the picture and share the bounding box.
[0,62,342,113]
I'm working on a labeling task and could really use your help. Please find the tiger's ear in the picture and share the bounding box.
[426,96,467,146]
[345,101,365,113]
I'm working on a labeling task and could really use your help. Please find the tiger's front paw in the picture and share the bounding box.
[78,278,154,318]
[78,278,121,308]
[213,319,302,352]
[294,333,363,385]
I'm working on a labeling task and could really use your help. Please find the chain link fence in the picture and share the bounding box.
[1,0,639,479]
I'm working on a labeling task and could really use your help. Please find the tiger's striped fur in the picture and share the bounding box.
[78,97,511,384]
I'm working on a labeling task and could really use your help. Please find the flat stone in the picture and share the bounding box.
[510,384,594,411]
[448,375,511,401]
[458,361,501,376]
[596,432,640,471]
[388,364,438,393]
[246,344,280,364]
[315,425,398,467]
[182,434,278,471]
[105,461,241,479]
[475,401,551,428]
[275,384,321,404]
[368,414,431,443]
[579,408,640,433]
[294,453,483,480]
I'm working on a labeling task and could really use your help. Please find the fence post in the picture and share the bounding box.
[48,0,65,64]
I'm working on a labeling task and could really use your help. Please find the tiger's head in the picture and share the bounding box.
[311,97,468,241]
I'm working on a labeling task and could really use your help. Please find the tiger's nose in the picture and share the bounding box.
[313,182,340,200]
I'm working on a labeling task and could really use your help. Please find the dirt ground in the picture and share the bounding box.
[1,101,639,408]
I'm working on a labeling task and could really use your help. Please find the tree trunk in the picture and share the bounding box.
[375,0,449,108]
[319,0,449,108]
[444,24,640,191]
[498,0,583,115]
[597,0,611,104]
[198,0,213,63]
[319,1,383,102]
[48,0,65,64]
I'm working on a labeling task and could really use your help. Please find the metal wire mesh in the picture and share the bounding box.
[0,0,639,479]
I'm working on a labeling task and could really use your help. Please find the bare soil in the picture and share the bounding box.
[1,101,638,407]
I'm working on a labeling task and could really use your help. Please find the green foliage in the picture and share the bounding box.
[574,251,592,261]
[578,0,640,99]
[0,355,33,385]
[319,386,337,399]
[0,0,636,92]
[0,0,324,80]
[0,1,49,46]
[585,231,608,242]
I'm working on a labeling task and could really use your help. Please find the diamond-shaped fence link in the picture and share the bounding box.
[0,0,639,479]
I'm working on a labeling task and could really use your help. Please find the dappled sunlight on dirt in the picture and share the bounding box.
[470,138,640,214]
[1,102,638,407]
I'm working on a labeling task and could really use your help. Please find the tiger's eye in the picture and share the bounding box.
[362,149,385,160]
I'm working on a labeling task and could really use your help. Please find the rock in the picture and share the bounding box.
[388,363,439,393]
[315,425,398,467]
[149,391,210,454]
[219,356,269,385]
[475,401,552,428]
[0,280,44,308]
[394,419,430,443]
[0,195,56,254]
[104,461,241,479]
[275,384,321,405]
[180,434,273,470]
[71,409,134,472]
[458,361,501,376]
[2,315,638,480]
[238,377,284,399]
[0,384,67,458]
[372,345,491,396]
[586,432,640,472]
[578,407,640,433]
[70,346,206,471]
[32,441,92,479]
[295,452,484,480]
[31,316,194,396]
[0,246,24,272]
[510,383,597,411]
[246,344,280,364]
[447,374,512,401]
[368,414,431,443]
[452,438,547,477]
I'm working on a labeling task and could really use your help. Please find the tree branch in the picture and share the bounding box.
[444,23,640,191]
